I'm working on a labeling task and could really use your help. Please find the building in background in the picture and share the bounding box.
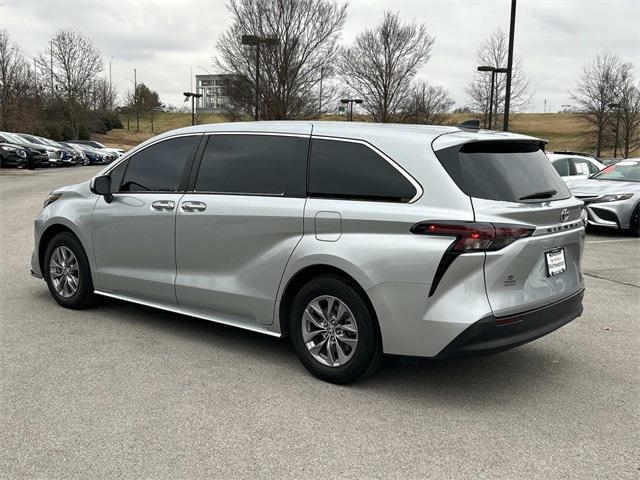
[195,74,233,113]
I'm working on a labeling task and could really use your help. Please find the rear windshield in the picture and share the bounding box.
[435,141,571,203]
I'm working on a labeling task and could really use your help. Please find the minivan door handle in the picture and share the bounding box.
[181,201,207,212]
[151,200,175,211]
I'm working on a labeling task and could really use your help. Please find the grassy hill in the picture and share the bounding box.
[96,112,624,158]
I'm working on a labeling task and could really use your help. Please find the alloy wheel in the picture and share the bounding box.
[302,295,358,367]
[49,246,79,298]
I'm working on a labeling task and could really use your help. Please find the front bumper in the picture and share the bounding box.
[436,289,584,359]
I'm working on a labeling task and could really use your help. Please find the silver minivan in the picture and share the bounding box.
[31,122,586,383]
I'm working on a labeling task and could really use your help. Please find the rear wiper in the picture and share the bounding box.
[518,189,557,200]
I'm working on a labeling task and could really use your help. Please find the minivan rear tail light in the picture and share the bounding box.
[411,221,535,297]
[411,221,534,252]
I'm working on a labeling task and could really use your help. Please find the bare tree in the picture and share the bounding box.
[571,51,624,157]
[215,0,347,120]
[90,78,118,112]
[339,12,434,123]
[466,30,531,129]
[399,81,454,125]
[611,63,640,158]
[0,30,33,130]
[38,29,103,137]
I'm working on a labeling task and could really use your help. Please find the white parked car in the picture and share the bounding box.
[547,152,605,182]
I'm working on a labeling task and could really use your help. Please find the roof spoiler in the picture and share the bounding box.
[457,119,481,130]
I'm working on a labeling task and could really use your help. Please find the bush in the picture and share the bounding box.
[77,125,91,140]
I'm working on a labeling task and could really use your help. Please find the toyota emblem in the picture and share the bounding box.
[560,208,570,222]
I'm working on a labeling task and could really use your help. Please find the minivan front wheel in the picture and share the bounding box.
[44,232,96,309]
[289,275,382,384]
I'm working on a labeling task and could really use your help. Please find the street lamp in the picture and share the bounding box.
[477,66,508,129]
[609,103,621,158]
[184,91,203,126]
[340,99,363,121]
[241,34,280,121]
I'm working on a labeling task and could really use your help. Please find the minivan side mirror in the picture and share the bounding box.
[91,175,113,203]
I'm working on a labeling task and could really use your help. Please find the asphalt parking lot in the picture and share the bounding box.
[1,166,638,480]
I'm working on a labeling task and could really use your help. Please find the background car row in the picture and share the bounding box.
[0,131,124,169]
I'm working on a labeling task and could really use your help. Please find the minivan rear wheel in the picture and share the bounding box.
[44,232,96,309]
[289,275,382,384]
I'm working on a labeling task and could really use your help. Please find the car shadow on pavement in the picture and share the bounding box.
[86,295,572,408]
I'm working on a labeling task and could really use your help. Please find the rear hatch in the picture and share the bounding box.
[434,135,585,317]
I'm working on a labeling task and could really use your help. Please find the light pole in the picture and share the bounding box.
[184,92,203,126]
[503,0,517,131]
[609,103,621,158]
[477,66,508,129]
[241,35,280,121]
[340,98,363,122]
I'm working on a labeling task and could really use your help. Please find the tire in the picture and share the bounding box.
[631,205,640,237]
[43,232,96,309]
[289,275,383,384]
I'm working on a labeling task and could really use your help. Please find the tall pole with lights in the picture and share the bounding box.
[241,35,280,121]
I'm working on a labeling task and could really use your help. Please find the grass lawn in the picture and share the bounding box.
[96,112,625,158]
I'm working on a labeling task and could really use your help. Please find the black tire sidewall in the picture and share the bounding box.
[631,205,640,237]
[44,232,94,309]
[289,275,381,384]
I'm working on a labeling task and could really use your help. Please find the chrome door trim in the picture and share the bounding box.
[203,131,310,138]
[310,135,424,203]
[94,290,282,338]
[180,200,207,212]
[151,200,176,211]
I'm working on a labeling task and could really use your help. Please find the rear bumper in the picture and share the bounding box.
[436,288,584,359]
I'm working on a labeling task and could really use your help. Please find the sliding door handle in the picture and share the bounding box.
[181,201,207,212]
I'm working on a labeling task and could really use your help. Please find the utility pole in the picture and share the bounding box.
[183,92,203,126]
[503,0,517,131]
[134,68,139,132]
[241,35,280,121]
[477,66,507,129]
[340,98,363,121]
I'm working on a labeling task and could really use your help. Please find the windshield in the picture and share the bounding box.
[436,141,571,203]
[21,134,45,145]
[591,160,640,182]
[3,132,30,145]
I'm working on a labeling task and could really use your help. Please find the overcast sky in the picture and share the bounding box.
[2,0,639,112]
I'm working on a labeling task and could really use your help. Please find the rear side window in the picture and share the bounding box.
[120,136,197,192]
[436,141,571,203]
[572,158,591,175]
[194,134,308,196]
[552,158,570,176]
[308,139,417,202]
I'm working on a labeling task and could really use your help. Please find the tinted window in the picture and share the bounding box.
[552,158,570,176]
[120,136,196,192]
[308,139,417,202]
[109,159,128,192]
[195,135,307,195]
[436,141,571,203]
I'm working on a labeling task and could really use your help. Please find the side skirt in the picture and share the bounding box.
[94,290,282,338]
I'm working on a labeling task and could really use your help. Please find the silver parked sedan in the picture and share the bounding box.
[567,158,640,236]
[31,122,586,383]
